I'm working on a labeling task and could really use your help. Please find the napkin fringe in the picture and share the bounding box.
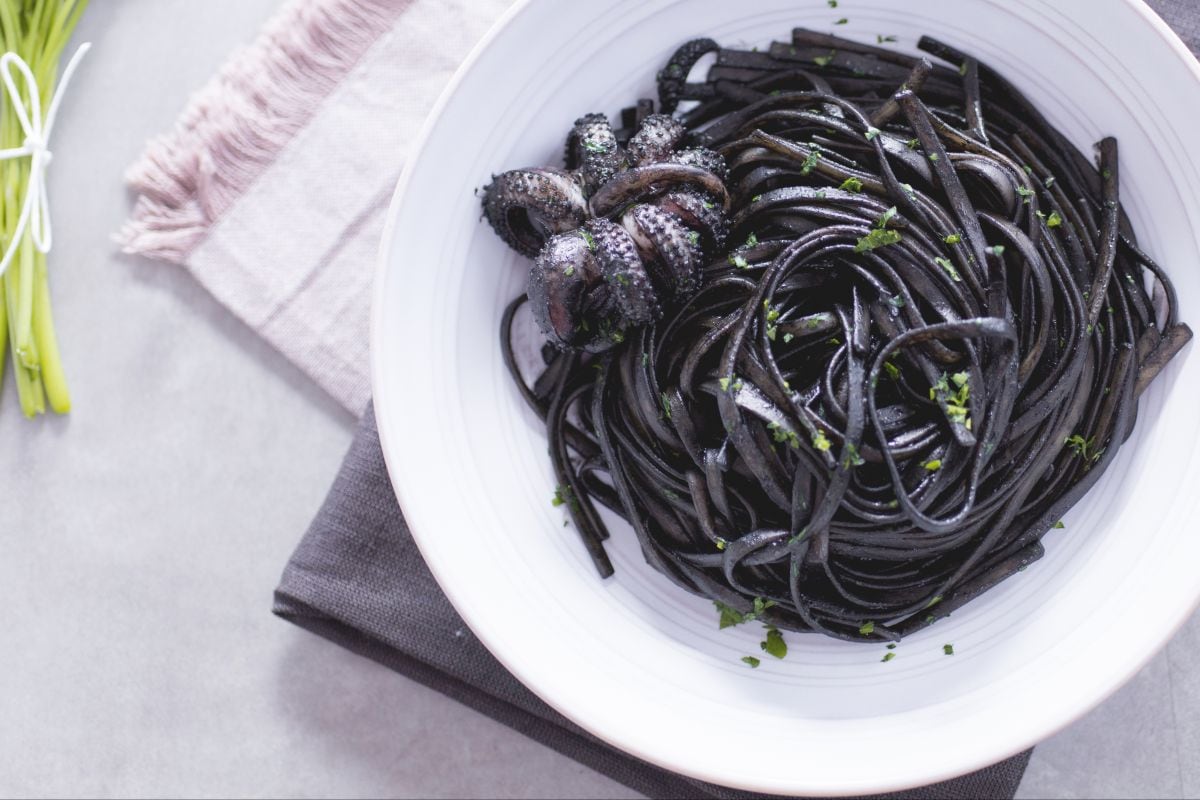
[119,0,410,262]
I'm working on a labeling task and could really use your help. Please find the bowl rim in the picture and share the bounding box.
[370,0,1200,794]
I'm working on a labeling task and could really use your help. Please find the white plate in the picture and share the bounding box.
[373,1,1200,794]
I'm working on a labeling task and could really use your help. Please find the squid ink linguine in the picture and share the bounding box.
[482,29,1192,643]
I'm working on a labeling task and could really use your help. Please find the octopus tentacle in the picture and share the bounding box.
[588,218,658,326]
[669,147,728,182]
[589,163,730,217]
[482,168,587,257]
[657,38,719,113]
[627,113,686,166]
[653,190,729,251]
[566,113,627,195]
[527,232,603,349]
[622,204,703,300]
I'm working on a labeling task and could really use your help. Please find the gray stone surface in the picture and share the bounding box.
[0,1,1194,798]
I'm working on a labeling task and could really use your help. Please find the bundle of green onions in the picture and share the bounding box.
[0,0,87,418]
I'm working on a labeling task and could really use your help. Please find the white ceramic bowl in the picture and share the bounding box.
[373,1,1200,794]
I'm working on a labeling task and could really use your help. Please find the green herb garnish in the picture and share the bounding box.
[813,51,835,67]
[1047,210,1063,228]
[935,256,961,282]
[944,233,962,245]
[840,176,863,192]
[865,126,881,141]
[768,421,800,449]
[878,34,897,43]
[842,442,865,468]
[800,149,822,175]
[943,644,955,656]
[812,431,832,452]
[715,597,776,629]
[1052,520,1065,529]
[761,626,788,659]
[859,620,875,636]
[923,459,942,471]
[881,652,896,663]
[742,655,761,668]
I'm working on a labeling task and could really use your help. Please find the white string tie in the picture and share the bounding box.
[0,42,90,278]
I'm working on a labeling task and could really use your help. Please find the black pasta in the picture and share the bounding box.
[495,29,1192,643]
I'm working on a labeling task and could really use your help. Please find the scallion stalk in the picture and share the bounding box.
[0,0,87,417]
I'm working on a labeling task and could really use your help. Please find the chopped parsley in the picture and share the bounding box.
[745,232,759,248]
[986,244,1006,256]
[883,360,901,380]
[800,149,822,175]
[1064,433,1102,462]
[715,597,776,629]
[783,332,795,343]
[935,256,961,282]
[859,620,875,636]
[742,655,761,668]
[943,644,955,656]
[877,206,898,228]
[1053,520,1065,529]
[906,138,920,149]
[761,626,788,659]
[661,391,672,419]
[813,51,836,67]
[812,431,833,452]
[1016,185,1035,203]
[929,371,970,427]
[583,139,610,153]
[835,17,848,25]
[840,176,864,192]
[563,266,575,277]
[579,229,596,250]
[842,442,865,468]
[881,652,896,663]
[855,228,901,253]
[865,126,881,141]
[929,152,940,162]
[943,233,962,244]
[827,0,837,6]
[551,484,578,512]
[878,34,898,43]
[686,230,700,246]
[923,459,942,471]
[887,643,897,650]
[729,253,750,269]
[1045,176,1057,189]
[925,594,943,609]
[715,537,728,551]
[768,421,801,450]
[1047,210,1063,228]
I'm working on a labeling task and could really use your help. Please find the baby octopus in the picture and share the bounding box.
[482,111,730,351]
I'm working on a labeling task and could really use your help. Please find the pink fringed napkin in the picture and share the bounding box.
[120,0,512,412]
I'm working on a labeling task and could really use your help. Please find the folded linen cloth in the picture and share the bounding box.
[274,402,1032,800]
[121,0,1198,796]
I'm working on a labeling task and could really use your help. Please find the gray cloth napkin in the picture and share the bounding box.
[274,404,1031,800]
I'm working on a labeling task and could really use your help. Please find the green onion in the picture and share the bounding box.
[0,0,88,418]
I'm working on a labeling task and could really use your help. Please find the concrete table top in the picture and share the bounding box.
[0,1,1195,797]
